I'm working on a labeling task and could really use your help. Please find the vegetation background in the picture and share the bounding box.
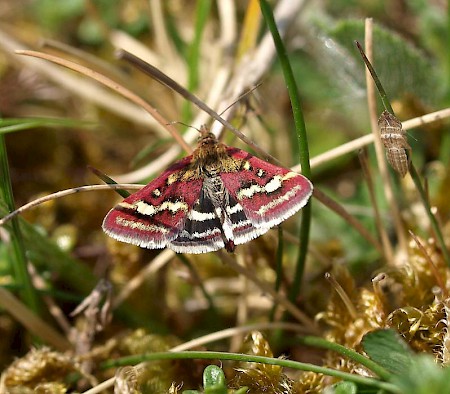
[0,0,449,393]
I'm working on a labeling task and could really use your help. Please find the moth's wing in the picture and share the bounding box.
[102,156,203,250]
[220,148,313,233]
[168,186,226,253]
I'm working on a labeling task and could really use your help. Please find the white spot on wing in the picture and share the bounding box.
[135,201,156,215]
[102,214,175,250]
[226,203,243,215]
[188,210,216,221]
[118,202,135,210]
[134,200,188,216]
[237,175,282,199]
[257,185,303,216]
[283,171,299,181]
[168,239,225,254]
[175,227,222,241]
[222,215,234,242]
[264,175,282,193]
[233,226,270,245]
[115,216,170,233]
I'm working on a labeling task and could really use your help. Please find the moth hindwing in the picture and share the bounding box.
[102,128,313,254]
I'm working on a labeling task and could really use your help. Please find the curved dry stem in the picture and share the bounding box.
[0,29,162,132]
[40,38,128,85]
[171,321,307,351]
[112,67,232,183]
[15,50,192,154]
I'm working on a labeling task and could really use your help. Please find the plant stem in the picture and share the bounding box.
[259,0,312,303]
[297,335,392,381]
[101,351,401,393]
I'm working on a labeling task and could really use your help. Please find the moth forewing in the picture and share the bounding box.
[378,110,411,177]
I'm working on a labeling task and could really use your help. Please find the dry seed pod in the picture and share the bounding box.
[378,110,411,177]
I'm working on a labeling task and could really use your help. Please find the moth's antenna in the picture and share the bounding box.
[167,121,201,134]
[218,83,262,117]
[116,49,279,164]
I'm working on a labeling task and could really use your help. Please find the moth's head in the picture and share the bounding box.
[197,125,218,147]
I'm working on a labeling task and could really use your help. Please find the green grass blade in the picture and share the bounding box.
[0,135,41,315]
[259,0,312,303]
[88,166,131,198]
[298,335,392,381]
[0,117,94,134]
[183,0,212,122]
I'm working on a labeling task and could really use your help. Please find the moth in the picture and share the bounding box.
[378,110,411,177]
[102,127,313,253]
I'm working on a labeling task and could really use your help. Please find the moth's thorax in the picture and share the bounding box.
[187,134,242,178]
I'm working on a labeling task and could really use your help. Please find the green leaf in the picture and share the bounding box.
[203,365,227,394]
[392,354,450,394]
[319,19,441,106]
[362,329,413,376]
[233,388,249,394]
[333,381,358,394]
